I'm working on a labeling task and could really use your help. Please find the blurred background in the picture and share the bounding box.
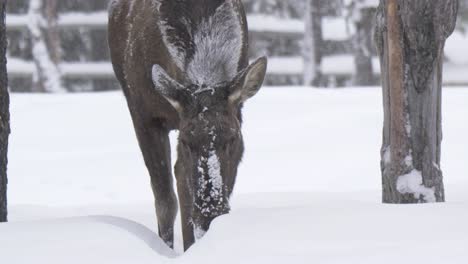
[5,0,468,92]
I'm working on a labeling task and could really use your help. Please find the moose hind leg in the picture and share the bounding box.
[133,116,178,248]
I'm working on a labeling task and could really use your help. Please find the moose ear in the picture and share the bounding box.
[152,64,185,111]
[229,57,268,104]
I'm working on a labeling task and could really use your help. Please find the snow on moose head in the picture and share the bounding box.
[148,0,268,239]
[152,56,267,237]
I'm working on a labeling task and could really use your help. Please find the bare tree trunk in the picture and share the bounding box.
[353,6,375,86]
[303,0,323,86]
[375,0,458,203]
[44,0,60,64]
[0,0,10,222]
[27,0,64,93]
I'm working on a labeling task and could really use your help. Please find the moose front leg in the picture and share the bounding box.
[131,113,178,248]
[174,160,195,251]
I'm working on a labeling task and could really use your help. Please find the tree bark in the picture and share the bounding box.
[0,0,10,222]
[375,0,458,203]
[28,0,64,93]
[44,0,60,64]
[353,6,376,86]
[303,0,323,86]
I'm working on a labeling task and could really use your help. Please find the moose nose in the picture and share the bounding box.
[193,198,230,232]
[193,208,229,240]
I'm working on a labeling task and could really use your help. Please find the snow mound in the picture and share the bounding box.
[2,193,468,264]
[0,216,176,264]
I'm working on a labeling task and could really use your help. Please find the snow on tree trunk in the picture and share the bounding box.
[27,0,64,93]
[0,0,10,222]
[303,0,323,86]
[375,0,458,203]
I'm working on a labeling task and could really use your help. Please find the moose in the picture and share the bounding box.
[108,0,267,250]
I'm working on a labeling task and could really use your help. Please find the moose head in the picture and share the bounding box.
[152,57,267,237]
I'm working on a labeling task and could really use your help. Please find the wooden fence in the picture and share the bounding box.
[7,11,314,91]
[5,2,468,92]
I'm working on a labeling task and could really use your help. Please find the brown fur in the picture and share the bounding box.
[108,0,267,250]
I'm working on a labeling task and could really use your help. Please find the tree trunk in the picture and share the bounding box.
[303,0,323,86]
[0,0,10,222]
[353,6,375,86]
[44,0,60,64]
[375,0,458,203]
[28,0,64,93]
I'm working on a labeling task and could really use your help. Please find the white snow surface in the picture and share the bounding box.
[2,88,468,263]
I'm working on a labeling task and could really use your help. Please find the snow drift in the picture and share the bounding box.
[1,87,467,263]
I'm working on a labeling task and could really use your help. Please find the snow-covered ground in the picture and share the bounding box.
[1,87,468,263]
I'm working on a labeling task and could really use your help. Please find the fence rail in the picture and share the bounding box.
[7,12,306,33]
[6,12,308,89]
[6,11,468,90]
